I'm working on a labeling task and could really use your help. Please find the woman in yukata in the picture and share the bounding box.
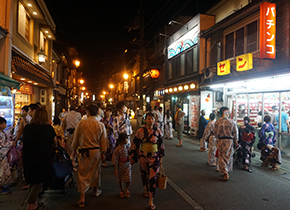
[130,112,165,210]
[164,110,173,139]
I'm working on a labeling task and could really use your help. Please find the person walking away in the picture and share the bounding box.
[62,105,81,156]
[175,104,186,147]
[164,110,173,139]
[58,108,67,127]
[0,117,15,194]
[157,107,164,136]
[101,108,116,167]
[23,108,57,210]
[238,116,255,172]
[214,107,239,181]
[136,105,144,128]
[276,106,290,148]
[71,104,107,208]
[113,101,133,147]
[202,113,217,167]
[271,106,278,127]
[130,113,165,210]
[199,110,209,151]
[257,142,282,170]
[112,132,131,198]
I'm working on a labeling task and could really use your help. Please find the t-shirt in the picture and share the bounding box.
[276,112,289,132]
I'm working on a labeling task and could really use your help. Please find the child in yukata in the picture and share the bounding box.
[257,142,282,170]
[112,132,131,198]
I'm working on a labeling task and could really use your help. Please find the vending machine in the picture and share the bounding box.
[0,95,14,130]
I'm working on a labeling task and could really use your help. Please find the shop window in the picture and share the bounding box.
[185,50,193,74]
[18,2,31,42]
[235,28,244,56]
[225,32,234,59]
[247,20,258,53]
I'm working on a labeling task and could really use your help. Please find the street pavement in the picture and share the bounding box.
[2,119,290,210]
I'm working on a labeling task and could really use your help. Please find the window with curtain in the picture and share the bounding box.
[18,2,31,42]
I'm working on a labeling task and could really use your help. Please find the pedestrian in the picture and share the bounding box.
[199,110,209,152]
[175,104,185,147]
[238,116,255,172]
[130,112,165,210]
[52,117,64,148]
[271,106,278,126]
[58,108,67,127]
[0,117,14,195]
[62,105,82,156]
[202,113,217,167]
[136,105,144,128]
[259,115,276,146]
[164,110,173,139]
[276,106,290,135]
[23,108,57,210]
[214,107,239,181]
[113,101,132,147]
[71,104,108,208]
[101,108,116,167]
[257,142,282,170]
[112,132,131,198]
[157,107,164,136]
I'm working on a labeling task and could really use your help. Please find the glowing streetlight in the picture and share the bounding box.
[81,86,86,91]
[85,92,88,95]
[100,95,104,98]
[109,84,114,89]
[80,79,84,85]
[75,60,80,68]
[103,91,106,95]
[123,73,128,80]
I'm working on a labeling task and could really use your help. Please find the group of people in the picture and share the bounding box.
[200,106,282,181]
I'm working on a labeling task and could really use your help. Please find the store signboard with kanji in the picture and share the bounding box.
[260,2,276,59]
[217,60,230,76]
[236,53,253,71]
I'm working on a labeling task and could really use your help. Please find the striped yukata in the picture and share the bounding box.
[112,144,131,182]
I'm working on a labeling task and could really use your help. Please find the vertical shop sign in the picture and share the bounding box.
[260,2,276,59]
[217,60,230,76]
[189,95,200,137]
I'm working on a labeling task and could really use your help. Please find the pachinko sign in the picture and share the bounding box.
[260,2,276,59]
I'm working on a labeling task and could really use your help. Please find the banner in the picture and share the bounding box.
[189,95,200,136]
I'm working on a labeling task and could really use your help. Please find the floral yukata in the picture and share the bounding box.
[164,115,173,139]
[113,113,132,147]
[112,144,131,182]
[259,123,276,145]
[101,116,116,161]
[0,131,12,187]
[214,117,238,175]
[130,126,165,198]
[202,119,217,166]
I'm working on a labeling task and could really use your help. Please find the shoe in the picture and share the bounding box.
[125,190,130,198]
[120,191,125,198]
[0,187,11,195]
[176,143,183,147]
[222,173,229,181]
[77,200,85,208]
[248,166,253,173]
[95,189,102,197]
[149,204,156,210]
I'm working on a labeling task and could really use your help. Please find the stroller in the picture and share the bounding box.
[39,146,75,197]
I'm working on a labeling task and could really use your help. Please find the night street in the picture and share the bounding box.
[2,120,290,210]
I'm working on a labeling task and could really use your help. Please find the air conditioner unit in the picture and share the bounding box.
[40,89,47,105]
[203,68,214,80]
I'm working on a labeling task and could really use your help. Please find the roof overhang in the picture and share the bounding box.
[40,24,56,40]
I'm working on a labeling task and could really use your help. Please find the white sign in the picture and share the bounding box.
[189,95,200,136]
[200,91,213,119]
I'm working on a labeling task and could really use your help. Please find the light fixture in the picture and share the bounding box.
[178,86,183,91]
[33,12,37,15]
[101,95,104,98]
[169,88,173,93]
[168,20,185,26]
[20,78,25,81]
[75,60,80,68]
[79,79,84,84]
[28,81,32,83]
[27,3,32,7]
[123,73,129,80]
[37,49,46,63]
[103,91,106,95]
[184,85,189,90]
[34,83,38,85]
[81,87,86,90]
[190,83,196,89]
[12,89,17,94]
[85,92,88,95]
[48,35,51,38]
[174,87,177,92]
[45,31,49,33]
[109,84,114,89]
[165,89,168,93]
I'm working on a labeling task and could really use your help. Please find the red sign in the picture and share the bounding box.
[260,2,276,59]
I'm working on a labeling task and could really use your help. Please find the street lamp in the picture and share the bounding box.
[37,49,47,63]
[80,79,84,85]
[86,92,88,96]
[103,91,106,95]
[109,84,114,89]
[81,86,86,91]
[75,60,80,68]
[123,73,129,80]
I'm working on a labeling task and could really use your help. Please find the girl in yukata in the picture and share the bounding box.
[112,132,131,198]
[101,108,116,167]
[259,115,276,146]
[164,110,173,139]
[130,113,165,210]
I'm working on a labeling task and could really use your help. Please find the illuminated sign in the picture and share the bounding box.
[236,53,253,71]
[217,60,230,76]
[260,2,276,59]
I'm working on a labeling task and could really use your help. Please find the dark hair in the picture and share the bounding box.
[70,105,76,111]
[53,117,61,125]
[30,108,49,125]
[158,107,162,111]
[146,112,155,119]
[116,101,125,111]
[118,132,127,145]
[176,104,181,109]
[257,142,266,150]
[219,107,229,115]
[154,105,158,110]
[29,103,39,111]
[0,117,7,124]
[244,116,250,124]
[22,105,29,112]
[87,104,99,116]
[264,115,271,123]
[36,102,41,107]
[210,113,216,120]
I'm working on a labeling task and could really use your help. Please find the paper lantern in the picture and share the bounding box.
[150,69,160,79]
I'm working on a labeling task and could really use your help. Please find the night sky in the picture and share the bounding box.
[44,0,221,94]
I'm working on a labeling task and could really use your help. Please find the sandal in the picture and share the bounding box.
[125,190,130,198]
[120,191,125,198]
[149,204,156,210]
[77,201,85,208]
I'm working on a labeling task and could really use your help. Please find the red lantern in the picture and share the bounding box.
[150,69,160,79]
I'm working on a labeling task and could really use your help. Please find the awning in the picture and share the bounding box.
[0,73,21,89]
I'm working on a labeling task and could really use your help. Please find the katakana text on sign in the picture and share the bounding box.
[236,53,253,71]
[217,60,230,76]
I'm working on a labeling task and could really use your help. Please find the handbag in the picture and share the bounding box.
[7,145,20,167]
[157,164,167,189]
[52,148,73,178]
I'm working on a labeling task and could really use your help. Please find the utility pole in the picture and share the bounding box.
[139,0,145,111]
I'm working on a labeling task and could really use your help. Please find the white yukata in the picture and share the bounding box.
[214,117,238,175]
[202,119,217,166]
[164,115,173,139]
[71,116,108,193]
[113,113,132,147]
[156,112,164,136]
[112,144,131,182]
[0,131,12,187]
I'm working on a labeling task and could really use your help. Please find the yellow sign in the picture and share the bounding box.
[217,60,230,76]
[236,53,253,71]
